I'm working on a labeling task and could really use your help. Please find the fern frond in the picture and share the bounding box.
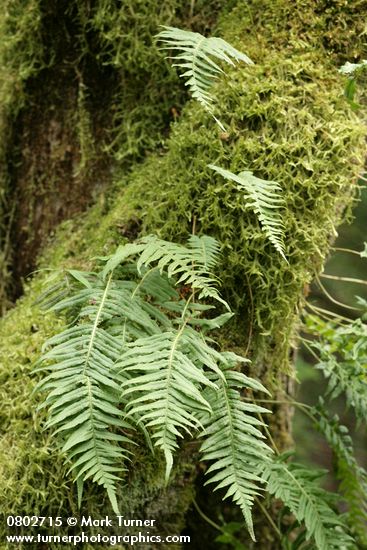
[116,327,224,481]
[156,26,253,130]
[209,165,287,261]
[35,274,135,513]
[315,405,367,546]
[262,456,355,550]
[200,364,272,541]
[102,234,229,309]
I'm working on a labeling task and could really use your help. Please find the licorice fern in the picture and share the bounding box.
[200,364,272,541]
[117,327,223,481]
[102,233,229,308]
[209,164,287,260]
[36,234,270,536]
[261,455,354,550]
[35,273,135,514]
[156,26,253,130]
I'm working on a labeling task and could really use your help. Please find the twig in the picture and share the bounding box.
[330,246,362,256]
[321,273,367,286]
[192,499,222,532]
[316,275,361,311]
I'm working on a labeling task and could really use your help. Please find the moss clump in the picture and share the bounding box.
[0,0,366,546]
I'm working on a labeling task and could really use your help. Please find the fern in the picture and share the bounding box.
[102,234,229,308]
[156,26,253,130]
[209,164,287,260]
[314,404,367,546]
[200,363,272,541]
[262,455,354,550]
[35,233,277,536]
[35,274,135,514]
[116,327,224,481]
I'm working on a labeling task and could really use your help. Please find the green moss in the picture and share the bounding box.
[0,0,224,307]
[0,0,366,545]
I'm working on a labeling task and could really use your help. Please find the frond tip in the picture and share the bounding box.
[209,164,287,261]
[156,26,253,130]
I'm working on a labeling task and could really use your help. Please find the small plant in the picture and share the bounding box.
[35,235,272,538]
[339,59,367,108]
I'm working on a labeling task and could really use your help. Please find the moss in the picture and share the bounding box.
[0,0,223,306]
[0,0,366,547]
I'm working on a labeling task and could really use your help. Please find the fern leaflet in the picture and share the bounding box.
[117,326,225,482]
[306,316,367,421]
[102,234,229,309]
[35,274,135,513]
[314,404,367,546]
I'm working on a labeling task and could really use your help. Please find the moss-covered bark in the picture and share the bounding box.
[0,1,366,548]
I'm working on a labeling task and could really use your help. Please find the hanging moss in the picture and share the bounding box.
[0,0,366,547]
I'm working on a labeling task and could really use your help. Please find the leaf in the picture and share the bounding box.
[156,26,253,130]
[117,328,221,481]
[102,234,229,309]
[209,164,287,260]
[200,365,272,541]
[314,404,367,545]
[262,456,355,550]
[35,273,135,512]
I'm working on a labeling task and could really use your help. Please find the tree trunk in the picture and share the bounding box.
[0,1,365,548]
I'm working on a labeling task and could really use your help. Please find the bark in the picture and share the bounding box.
[0,1,365,548]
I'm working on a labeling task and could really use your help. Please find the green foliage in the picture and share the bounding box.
[0,1,366,547]
[36,235,271,537]
[208,165,287,260]
[200,366,272,540]
[306,315,367,421]
[102,234,228,307]
[215,522,249,549]
[35,273,136,513]
[156,26,253,130]
[314,404,367,546]
[262,455,354,549]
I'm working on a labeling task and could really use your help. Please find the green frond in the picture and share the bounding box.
[156,26,253,130]
[35,274,135,513]
[187,234,221,270]
[209,165,287,261]
[315,404,367,546]
[116,327,223,482]
[102,234,229,309]
[200,364,272,541]
[262,456,355,550]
